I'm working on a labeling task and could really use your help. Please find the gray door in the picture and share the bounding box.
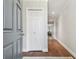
[3,0,23,59]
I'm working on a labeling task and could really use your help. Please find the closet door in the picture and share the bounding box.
[26,9,46,51]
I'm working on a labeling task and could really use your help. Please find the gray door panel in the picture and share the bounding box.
[3,44,13,59]
[3,0,13,29]
[16,38,22,59]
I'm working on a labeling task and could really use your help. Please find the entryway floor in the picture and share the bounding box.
[22,37,75,59]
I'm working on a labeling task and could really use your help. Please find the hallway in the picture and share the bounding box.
[22,38,73,57]
[3,0,76,59]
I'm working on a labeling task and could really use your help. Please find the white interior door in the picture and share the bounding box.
[26,9,44,51]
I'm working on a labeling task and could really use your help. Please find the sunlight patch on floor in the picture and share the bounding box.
[23,57,73,59]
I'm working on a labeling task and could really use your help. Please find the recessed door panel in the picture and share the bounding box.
[3,0,13,30]
[4,44,13,59]
[16,38,22,59]
[16,4,22,30]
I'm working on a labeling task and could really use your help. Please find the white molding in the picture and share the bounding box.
[22,49,28,52]
[57,40,76,57]
[22,49,48,52]
[42,49,48,52]
[23,57,73,59]
[22,46,31,52]
[53,35,57,39]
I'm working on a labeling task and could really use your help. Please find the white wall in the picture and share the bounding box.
[22,0,48,52]
[56,0,76,57]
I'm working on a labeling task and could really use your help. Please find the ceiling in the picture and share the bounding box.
[48,0,69,16]
[23,0,69,17]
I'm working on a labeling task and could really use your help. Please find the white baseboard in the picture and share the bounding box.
[42,49,48,52]
[53,35,57,39]
[57,40,76,57]
[22,49,48,52]
[22,49,30,52]
[22,49,28,52]
[23,57,73,59]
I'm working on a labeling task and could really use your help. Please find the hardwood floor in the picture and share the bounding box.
[22,38,75,58]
